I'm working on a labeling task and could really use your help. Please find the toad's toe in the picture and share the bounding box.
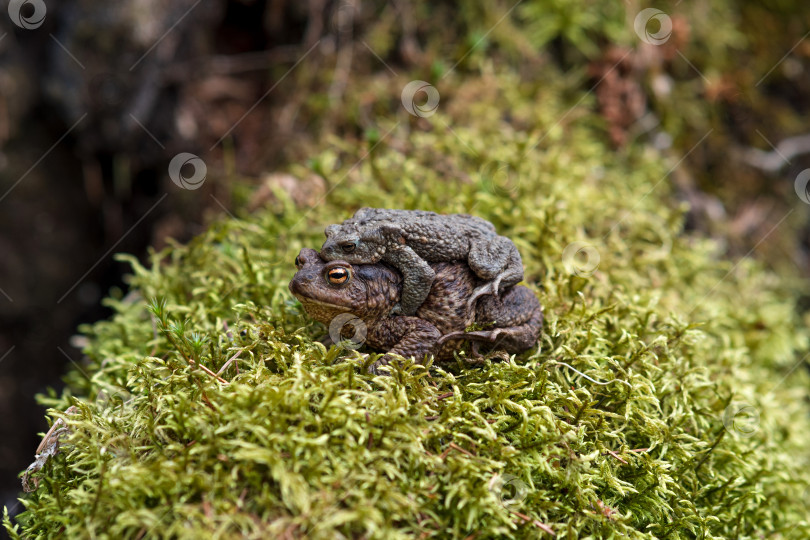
[467,282,496,310]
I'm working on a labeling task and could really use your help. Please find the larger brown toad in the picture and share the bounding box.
[289,248,542,374]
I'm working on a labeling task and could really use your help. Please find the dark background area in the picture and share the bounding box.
[0,0,319,522]
[1,0,809,535]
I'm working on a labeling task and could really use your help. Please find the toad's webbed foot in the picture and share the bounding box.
[466,275,505,311]
[468,237,524,290]
[437,329,506,362]
[366,317,441,375]
[437,328,504,346]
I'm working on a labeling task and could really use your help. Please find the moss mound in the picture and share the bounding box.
[6,68,810,538]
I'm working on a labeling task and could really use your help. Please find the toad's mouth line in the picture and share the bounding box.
[297,297,353,311]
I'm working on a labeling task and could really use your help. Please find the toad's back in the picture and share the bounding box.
[351,208,500,260]
[351,208,496,235]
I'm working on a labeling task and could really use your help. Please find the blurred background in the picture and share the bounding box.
[0,0,809,532]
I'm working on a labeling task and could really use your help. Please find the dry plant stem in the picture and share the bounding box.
[188,358,228,384]
[35,406,78,455]
[165,332,228,384]
[511,511,555,535]
[216,350,243,377]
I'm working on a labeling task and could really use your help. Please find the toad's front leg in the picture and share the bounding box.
[366,317,441,375]
[384,246,435,316]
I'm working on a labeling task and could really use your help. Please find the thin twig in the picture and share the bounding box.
[188,358,228,384]
[165,333,228,384]
[419,391,454,406]
[440,442,475,460]
[216,350,242,377]
[604,450,628,464]
[35,406,78,454]
[510,510,555,535]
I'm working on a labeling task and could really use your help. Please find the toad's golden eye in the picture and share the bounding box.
[327,267,350,285]
[340,242,356,253]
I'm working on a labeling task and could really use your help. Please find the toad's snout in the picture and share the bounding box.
[289,248,325,297]
[295,247,322,266]
[289,270,319,296]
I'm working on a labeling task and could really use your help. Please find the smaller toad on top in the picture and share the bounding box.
[321,208,524,316]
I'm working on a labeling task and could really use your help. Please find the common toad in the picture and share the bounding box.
[289,248,542,374]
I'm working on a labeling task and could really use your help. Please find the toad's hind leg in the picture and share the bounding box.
[473,286,542,353]
[435,327,527,362]
[437,328,503,350]
[467,240,524,309]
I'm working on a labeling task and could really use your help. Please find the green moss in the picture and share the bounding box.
[6,56,810,540]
